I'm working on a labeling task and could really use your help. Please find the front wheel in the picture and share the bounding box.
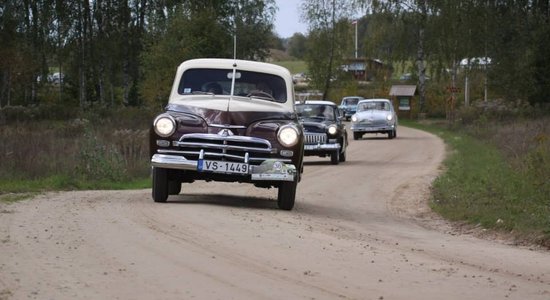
[168,181,181,195]
[339,147,347,162]
[277,179,297,210]
[353,132,362,140]
[331,150,340,165]
[152,167,168,203]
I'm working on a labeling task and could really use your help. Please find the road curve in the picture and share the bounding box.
[1,126,549,300]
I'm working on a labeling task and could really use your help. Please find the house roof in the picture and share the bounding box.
[389,85,417,96]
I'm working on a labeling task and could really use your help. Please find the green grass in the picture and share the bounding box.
[0,193,37,203]
[272,60,308,74]
[0,175,150,196]
[403,120,550,247]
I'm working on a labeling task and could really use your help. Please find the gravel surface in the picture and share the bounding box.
[1,126,549,300]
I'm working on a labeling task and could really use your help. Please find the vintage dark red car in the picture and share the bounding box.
[149,59,304,210]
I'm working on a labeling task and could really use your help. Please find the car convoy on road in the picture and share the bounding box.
[149,58,397,210]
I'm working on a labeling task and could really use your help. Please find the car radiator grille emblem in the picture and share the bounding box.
[218,129,234,137]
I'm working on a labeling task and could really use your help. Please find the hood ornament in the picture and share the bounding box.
[218,129,234,137]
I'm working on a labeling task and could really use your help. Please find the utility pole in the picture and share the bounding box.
[354,20,358,58]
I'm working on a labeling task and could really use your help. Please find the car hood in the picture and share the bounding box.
[167,95,295,126]
[300,119,334,133]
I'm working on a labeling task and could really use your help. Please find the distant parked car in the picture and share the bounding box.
[149,58,305,210]
[339,96,364,120]
[399,72,429,81]
[399,73,412,81]
[296,100,348,164]
[350,99,397,140]
[49,72,64,84]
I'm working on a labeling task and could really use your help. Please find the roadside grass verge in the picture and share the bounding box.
[272,61,308,74]
[0,193,38,203]
[0,175,150,196]
[0,105,154,200]
[402,119,550,248]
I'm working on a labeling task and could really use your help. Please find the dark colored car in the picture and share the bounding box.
[150,58,305,210]
[295,100,348,165]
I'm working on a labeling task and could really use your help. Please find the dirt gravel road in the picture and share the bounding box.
[1,126,549,300]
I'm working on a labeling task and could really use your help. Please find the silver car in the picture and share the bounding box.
[350,99,397,140]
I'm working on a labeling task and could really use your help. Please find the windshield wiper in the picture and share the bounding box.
[245,90,276,101]
[190,91,215,95]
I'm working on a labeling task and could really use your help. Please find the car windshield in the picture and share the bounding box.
[296,104,336,121]
[357,101,390,112]
[343,98,360,106]
[177,68,287,103]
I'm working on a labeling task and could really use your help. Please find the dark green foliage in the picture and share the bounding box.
[352,0,550,109]
[287,33,308,59]
[0,0,276,109]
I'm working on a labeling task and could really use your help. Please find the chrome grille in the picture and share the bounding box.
[304,133,327,145]
[359,119,387,126]
[162,133,275,165]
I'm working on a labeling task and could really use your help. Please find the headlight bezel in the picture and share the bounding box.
[351,115,358,123]
[277,124,300,148]
[153,114,176,137]
[386,114,394,121]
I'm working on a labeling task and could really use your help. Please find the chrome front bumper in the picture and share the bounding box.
[151,154,296,181]
[303,143,341,151]
[351,124,394,132]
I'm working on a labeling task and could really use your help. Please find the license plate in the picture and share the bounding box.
[197,160,249,175]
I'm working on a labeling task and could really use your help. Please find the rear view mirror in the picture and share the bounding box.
[227,72,241,79]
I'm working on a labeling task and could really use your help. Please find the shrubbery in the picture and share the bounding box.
[429,100,550,247]
[0,105,157,190]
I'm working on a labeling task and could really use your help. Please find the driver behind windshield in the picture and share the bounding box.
[297,105,335,120]
[255,82,272,96]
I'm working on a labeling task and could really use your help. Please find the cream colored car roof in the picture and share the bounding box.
[169,58,295,109]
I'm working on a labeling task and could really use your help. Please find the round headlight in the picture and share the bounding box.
[328,125,337,135]
[278,125,299,147]
[154,115,176,137]
[351,115,358,122]
[386,114,393,121]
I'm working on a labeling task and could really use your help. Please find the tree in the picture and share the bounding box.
[232,0,277,60]
[287,33,307,59]
[301,0,359,98]
[139,0,277,107]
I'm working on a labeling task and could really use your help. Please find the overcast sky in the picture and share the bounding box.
[274,0,308,38]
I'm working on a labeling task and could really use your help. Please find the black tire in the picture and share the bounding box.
[277,179,297,210]
[353,132,361,140]
[152,167,168,203]
[387,131,392,139]
[331,150,340,165]
[339,148,347,162]
[168,181,181,195]
[393,129,397,138]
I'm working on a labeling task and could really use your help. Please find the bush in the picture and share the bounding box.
[77,129,128,181]
[0,105,154,190]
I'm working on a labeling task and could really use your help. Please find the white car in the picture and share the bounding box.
[350,99,398,140]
